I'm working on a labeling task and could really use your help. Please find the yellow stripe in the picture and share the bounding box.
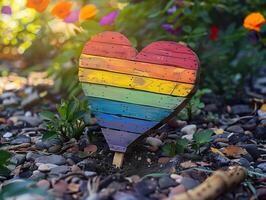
[79,68,194,97]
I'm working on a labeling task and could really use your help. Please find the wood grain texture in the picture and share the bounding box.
[79,68,194,97]
[94,112,156,133]
[88,97,172,121]
[82,41,137,60]
[79,54,196,83]
[81,83,186,109]
[90,31,132,46]
[101,128,141,152]
[135,41,199,70]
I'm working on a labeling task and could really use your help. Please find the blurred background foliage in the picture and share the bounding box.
[0,0,266,99]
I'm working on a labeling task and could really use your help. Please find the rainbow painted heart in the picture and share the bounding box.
[79,32,199,161]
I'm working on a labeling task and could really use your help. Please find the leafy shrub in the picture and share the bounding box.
[40,98,90,140]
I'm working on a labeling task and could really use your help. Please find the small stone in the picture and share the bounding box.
[38,164,52,172]
[170,174,183,183]
[13,154,26,165]
[226,125,244,134]
[240,144,260,160]
[158,176,178,189]
[239,157,250,168]
[181,177,199,190]
[134,179,157,196]
[35,155,66,165]
[50,166,70,175]
[48,145,62,153]
[37,179,50,189]
[242,118,257,130]
[158,157,171,164]
[3,98,19,106]
[255,126,266,140]
[168,119,187,128]
[257,162,266,172]
[9,116,42,127]
[231,105,252,115]
[169,185,186,197]
[84,144,98,153]
[145,137,163,148]
[113,192,137,200]
[84,171,97,177]
[21,92,41,109]
[181,124,197,135]
[71,165,81,172]
[210,153,230,167]
[258,109,266,120]
[29,170,46,181]
[3,132,13,138]
[11,135,31,145]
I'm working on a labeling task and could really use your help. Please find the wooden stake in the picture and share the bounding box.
[112,152,124,168]
[168,166,246,200]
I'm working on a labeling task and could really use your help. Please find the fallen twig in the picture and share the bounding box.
[168,166,247,200]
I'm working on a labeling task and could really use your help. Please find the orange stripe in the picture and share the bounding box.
[79,54,196,84]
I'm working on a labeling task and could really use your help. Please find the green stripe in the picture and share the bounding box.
[81,83,185,109]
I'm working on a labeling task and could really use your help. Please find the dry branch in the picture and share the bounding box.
[168,166,247,200]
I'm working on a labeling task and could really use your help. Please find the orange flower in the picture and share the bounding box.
[243,12,265,32]
[26,0,50,13]
[79,4,98,20]
[51,1,72,19]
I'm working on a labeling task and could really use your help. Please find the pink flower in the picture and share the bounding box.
[99,11,119,26]
[64,9,80,23]
[1,6,12,15]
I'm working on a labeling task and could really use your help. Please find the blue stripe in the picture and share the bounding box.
[94,112,157,134]
[88,97,172,121]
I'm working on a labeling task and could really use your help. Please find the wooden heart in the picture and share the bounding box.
[79,32,199,166]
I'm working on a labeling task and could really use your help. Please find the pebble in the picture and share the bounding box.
[240,144,260,160]
[3,132,13,138]
[168,119,187,128]
[21,92,41,109]
[37,179,50,189]
[158,176,178,189]
[11,135,31,145]
[257,162,266,172]
[9,116,42,127]
[242,118,257,130]
[134,179,157,196]
[35,138,62,150]
[35,155,66,165]
[169,185,186,197]
[210,153,230,167]
[231,105,252,115]
[180,177,199,190]
[13,154,26,165]
[38,164,53,172]
[145,137,163,148]
[113,192,138,200]
[258,109,266,120]
[84,171,97,177]
[50,166,70,174]
[181,124,197,135]
[170,174,183,183]
[3,98,19,106]
[254,126,266,140]
[226,125,244,134]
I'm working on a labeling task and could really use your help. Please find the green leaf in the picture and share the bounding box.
[175,138,189,154]
[0,150,11,165]
[162,143,176,157]
[193,130,213,145]
[0,165,10,177]
[39,111,55,121]
[42,131,58,140]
